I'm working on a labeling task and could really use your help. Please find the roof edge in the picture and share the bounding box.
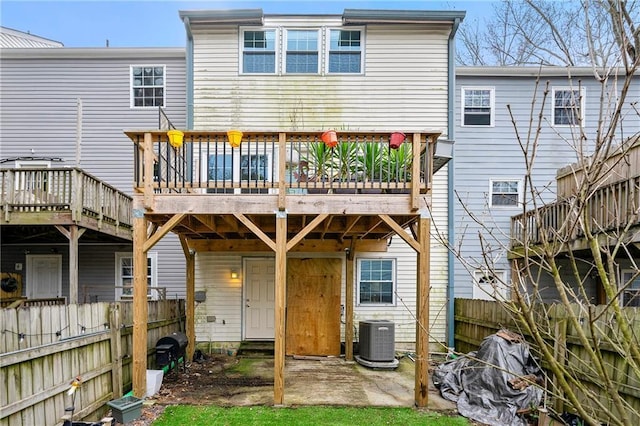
[0,47,185,59]
[457,66,638,77]
[343,9,466,24]
[179,9,264,24]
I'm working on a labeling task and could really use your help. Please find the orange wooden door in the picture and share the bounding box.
[286,258,341,356]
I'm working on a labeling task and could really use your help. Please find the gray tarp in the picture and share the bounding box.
[433,331,543,426]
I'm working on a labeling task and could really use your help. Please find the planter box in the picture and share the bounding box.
[107,396,143,424]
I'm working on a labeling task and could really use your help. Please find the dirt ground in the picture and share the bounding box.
[115,353,456,426]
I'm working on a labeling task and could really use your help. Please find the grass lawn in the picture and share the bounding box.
[152,406,469,425]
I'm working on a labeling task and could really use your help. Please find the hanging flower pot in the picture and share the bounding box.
[167,129,184,149]
[227,130,243,148]
[321,130,338,148]
[389,132,406,150]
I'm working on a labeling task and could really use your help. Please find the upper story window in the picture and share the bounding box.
[239,27,364,76]
[490,179,521,207]
[552,88,584,126]
[242,30,276,74]
[131,66,165,108]
[285,30,319,74]
[328,30,362,74]
[357,258,395,305]
[462,88,494,126]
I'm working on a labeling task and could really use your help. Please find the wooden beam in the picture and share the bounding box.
[143,213,186,252]
[379,214,420,252]
[345,240,355,361]
[415,214,430,407]
[190,238,389,253]
[132,210,148,397]
[54,225,86,304]
[286,214,328,251]
[180,235,196,362]
[143,132,155,211]
[234,213,276,251]
[320,216,334,239]
[340,216,362,241]
[274,211,287,405]
[278,132,287,210]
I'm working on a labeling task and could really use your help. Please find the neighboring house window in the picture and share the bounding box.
[242,29,276,73]
[358,258,395,305]
[328,29,362,73]
[621,270,640,307]
[490,179,521,207]
[552,88,583,126]
[462,88,494,126]
[473,270,507,300]
[285,29,319,73]
[131,65,165,107]
[116,252,158,300]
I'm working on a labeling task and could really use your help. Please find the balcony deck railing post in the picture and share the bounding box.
[278,132,287,210]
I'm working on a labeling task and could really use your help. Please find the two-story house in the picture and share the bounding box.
[125,8,464,405]
[0,26,187,304]
[451,66,640,312]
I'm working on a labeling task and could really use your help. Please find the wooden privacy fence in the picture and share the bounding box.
[0,300,185,426]
[454,298,640,421]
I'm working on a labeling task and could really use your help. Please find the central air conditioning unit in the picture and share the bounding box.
[358,320,395,362]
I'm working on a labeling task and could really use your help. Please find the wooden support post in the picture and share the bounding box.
[184,245,196,362]
[274,210,287,405]
[132,209,148,398]
[110,302,123,398]
[345,246,355,361]
[54,225,86,304]
[68,225,80,304]
[411,133,422,211]
[415,213,430,407]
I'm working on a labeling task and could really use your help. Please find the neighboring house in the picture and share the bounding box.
[0,46,187,304]
[0,26,63,48]
[452,67,640,305]
[124,8,463,404]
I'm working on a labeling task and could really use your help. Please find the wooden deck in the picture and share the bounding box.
[511,137,640,255]
[125,129,442,406]
[1,167,133,240]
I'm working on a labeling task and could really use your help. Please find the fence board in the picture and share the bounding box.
[455,298,640,424]
[0,300,185,425]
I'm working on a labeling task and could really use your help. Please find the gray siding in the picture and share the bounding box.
[453,70,640,299]
[0,48,189,300]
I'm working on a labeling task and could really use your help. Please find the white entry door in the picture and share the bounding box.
[244,259,275,340]
[26,254,62,299]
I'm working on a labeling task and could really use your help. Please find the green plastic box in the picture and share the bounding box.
[107,396,143,424]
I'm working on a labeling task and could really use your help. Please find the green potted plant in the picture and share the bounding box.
[359,142,384,194]
[382,143,413,193]
[329,141,361,193]
[297,141,332,193]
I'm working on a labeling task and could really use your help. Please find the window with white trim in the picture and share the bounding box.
[242,29,276,73]
[552,88,583,126]
[357,258,395,305]
[489,179,521,207]
[239,27,364,75]
[473,270,507,300]
[285,29,319,74]
[462,88,494,126]
[131,65,165,107]
[115,252,158,300]
[621,270,640,307]
[328,29,362,74]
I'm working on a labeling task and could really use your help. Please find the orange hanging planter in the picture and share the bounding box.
[227,130,243,148]
[167,129,184,149]
[321,130,338,148]
[389,132,406,150]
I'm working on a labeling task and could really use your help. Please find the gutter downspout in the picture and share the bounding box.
[447,17,461,350]
[183,17,194,129]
